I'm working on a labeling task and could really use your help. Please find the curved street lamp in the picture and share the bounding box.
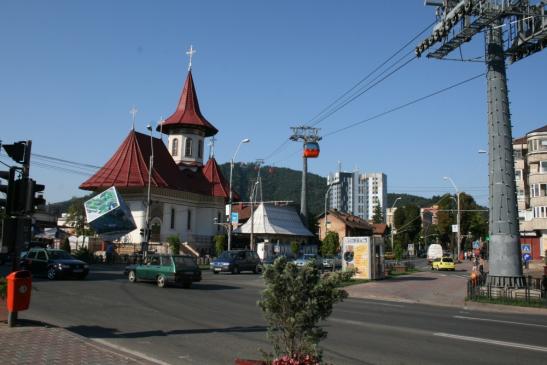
[443,176,460,261]
[228,138,250,251]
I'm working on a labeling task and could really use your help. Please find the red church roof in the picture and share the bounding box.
[203,157,240,200]
[157,71,218,137]
[80,130,212,195]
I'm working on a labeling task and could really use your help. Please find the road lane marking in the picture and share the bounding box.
[93,338,176,365]
[453,315,547,328]
[434,332,547,353]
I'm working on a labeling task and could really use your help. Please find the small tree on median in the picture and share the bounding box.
[167,235,181,255]
[259,257,350,363]
[321,231,339,257]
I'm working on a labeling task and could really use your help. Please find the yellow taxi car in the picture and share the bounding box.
[431,256,455,271]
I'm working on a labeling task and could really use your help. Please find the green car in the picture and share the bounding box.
[124,254,201,288]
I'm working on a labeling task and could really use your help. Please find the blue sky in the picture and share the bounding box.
[1,0,545,205]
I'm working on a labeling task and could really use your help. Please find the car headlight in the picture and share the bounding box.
[222,263,230,266]
[57,263,70,269]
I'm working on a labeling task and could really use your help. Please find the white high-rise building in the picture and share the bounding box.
[327,168,387,222]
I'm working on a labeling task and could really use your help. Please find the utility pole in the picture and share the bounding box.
[290,126,321,225]
[417,0,546,287]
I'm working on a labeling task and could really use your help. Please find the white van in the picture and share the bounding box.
[427,244,443,263]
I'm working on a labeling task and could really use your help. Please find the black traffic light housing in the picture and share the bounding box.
[14,178,45,213]
[0,167,17,215]
[2,141,29,164]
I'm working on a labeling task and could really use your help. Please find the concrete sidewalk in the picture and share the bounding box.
[0,320,163,365]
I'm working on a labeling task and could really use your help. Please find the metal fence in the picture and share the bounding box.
[467,275,547,307]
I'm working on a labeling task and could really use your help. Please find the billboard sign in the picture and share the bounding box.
[84,187,136,237]
[342,236,371,280]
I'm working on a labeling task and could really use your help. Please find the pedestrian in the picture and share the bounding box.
[464,251,468,261]
[106,242,114,264]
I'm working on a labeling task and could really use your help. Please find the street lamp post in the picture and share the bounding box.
[228,138,250,251]
[390,197,402,251]
[443,176,460,261]
[323,184,335,240]
[143,123,154,257]
[250,180,259,251]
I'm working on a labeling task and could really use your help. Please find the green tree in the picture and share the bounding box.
[394,243,404,261]
[67,200,94,236]
[167,235,181,255]
[372,205,384,224]
[259,257,350,362]
[321,231,339,256]
[393,204,421,247]
[290,241,300,256]
[61,236,71,253]
[214,235,226,257]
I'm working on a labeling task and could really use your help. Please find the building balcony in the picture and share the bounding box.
[528,173,547,185]
[521,218,547,232]
[526,151,547,164]
[530,196,547,207]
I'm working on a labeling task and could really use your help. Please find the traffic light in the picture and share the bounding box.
[0,167,16,215]
[2,141,29,164]
[139,228,145,236]
[15,178,45,213]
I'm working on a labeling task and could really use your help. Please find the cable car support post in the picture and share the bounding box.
[417,0,547,288]
[290,126,322,226]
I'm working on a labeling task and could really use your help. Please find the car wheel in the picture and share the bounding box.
[128,270,137,283]
[47,267,57,280]
[157,274,166,288]
[231,266,239,275]
[182,281,192,289]
[78,273,87,280]
[253,264,261,274]
[213,270,219,275]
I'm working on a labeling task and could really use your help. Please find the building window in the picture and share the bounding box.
[170,208,175,229]
[541,161,547,173]
[185,138,193,157]
[514,149,523,159]
[531,184,539,197]
[533,206,547,218]
[198,139,203,158]
[171,139,179,157]
[187,210,192,230]
[541,140,547,150]
[515,169,522,180]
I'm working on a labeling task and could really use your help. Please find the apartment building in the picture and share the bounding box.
[327,168,387,222]
[513,125,547,259]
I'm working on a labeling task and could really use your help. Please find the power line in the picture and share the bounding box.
[323,73,485,138]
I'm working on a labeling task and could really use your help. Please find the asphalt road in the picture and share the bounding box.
[13,266,547,365]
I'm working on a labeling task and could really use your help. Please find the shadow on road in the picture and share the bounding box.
[66,324,267,339]
[191,283,240,290]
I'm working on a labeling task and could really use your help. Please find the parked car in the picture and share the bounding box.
[20,248,89,280]
[431,257,455,271]
[322,254,342,270]
[293,253,323,270]
[125,254,201,288]
[261,253,295,268]
[210,250,262,274]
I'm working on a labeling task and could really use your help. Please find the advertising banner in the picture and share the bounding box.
[342,236,371,280]
[84,187,136,237]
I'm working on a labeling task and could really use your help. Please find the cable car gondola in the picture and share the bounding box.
[303,142,320,158]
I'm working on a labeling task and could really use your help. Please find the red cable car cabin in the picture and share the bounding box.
[303,142,320,158]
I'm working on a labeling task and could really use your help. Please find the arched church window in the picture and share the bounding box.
[198,139,203,159]
[171,139,179,156]
[185,138,193,157]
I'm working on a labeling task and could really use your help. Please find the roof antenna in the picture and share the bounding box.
[129,106,138,130]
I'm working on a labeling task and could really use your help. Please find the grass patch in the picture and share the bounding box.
[467,296,547,308]
[386,268,419,278]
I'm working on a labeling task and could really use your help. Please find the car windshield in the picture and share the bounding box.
[173,256,197,269]
[218,251,237,260]
[443,258,454,262]
[47,250,73,260]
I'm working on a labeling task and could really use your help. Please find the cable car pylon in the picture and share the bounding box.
[290,126,322,225]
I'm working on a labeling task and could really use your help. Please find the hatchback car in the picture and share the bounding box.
[431,257,455,271]
[125,254,201,288]
[20,248,89,280]
[210,250,262,274]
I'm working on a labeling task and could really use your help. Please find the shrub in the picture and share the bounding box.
[214,235,226,257]
[61,237,71,253]
[72,247,93,263]
[394,243,404,261]
[259,257,349,362]
[0,276,6,300]
[290,241,300,256]
[167,235,181,255]
[321,231,339,257]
